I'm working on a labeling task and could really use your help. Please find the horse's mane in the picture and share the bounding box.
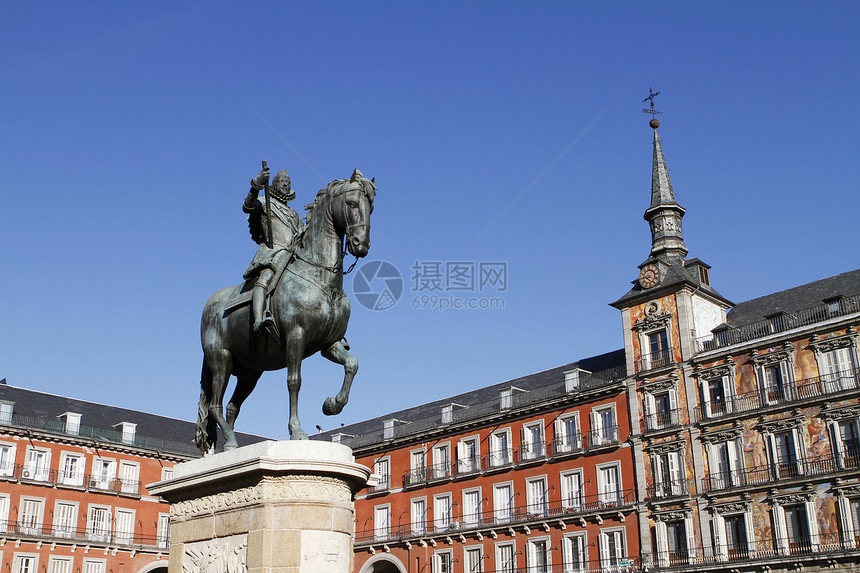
[303,173,376,228]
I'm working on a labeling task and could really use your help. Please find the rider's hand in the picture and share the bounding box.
[253,168,270,189]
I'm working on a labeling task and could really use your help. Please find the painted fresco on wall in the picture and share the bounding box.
[804,408,832,462]
[816,484,839,545]
[750,492,773,549]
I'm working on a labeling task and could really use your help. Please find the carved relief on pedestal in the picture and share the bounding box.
[171,474,352,518]
[183,534,247,573]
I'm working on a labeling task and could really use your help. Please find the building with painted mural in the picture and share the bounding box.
[0,382,264,573]
[320,118,860,573]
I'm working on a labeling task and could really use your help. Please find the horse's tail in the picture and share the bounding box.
[194,358,217,453]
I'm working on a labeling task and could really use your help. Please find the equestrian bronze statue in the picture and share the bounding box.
[195,166,376,452]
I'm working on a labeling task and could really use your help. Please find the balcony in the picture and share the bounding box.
[586,425,620,449]
[695,294,860,353]
[551,434,584,457]
[0,519,166,549]
[646,476,695,500]
[635,348,675,374]
[696,368,860,422]
[3,464,142,496]
[355,488,635,545]
[702,453,851,493]
[372,472,391,492]
[650,533,859,570]
[644,409,681,433]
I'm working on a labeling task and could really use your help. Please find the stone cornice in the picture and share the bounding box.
[694,359,736,381]
[809,329,858,354]
[749,344,796,367]
[757,413,804,434]
[820,404,860,422]
[646,439,686,454]
[633,311,673,333]
[699,424,744,443]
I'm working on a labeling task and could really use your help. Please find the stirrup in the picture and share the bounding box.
[254,314,275,334]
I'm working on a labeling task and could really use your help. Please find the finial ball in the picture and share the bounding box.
[650,118,660,129]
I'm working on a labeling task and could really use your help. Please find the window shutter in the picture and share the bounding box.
[743,511,756,555]
[838,497,856,548]
[599,532,609,567]
[589,412,597,445]
[655,521,669,567]
[806,500,820,551]
[726,441,739,486]
[457,441,466,473]
[652,454,663,491]
[830,422,845,468]
[683,516,696,560]
[669,452,682,494]
[791,428,803,474]
[723,375,735,413]
[713,513,727,561]
[766,434,779,479]
[554,418,565,451]
[646,393,657,429]
[773,505,789,554]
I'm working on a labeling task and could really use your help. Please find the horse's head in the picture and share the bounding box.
[330,169,375,258]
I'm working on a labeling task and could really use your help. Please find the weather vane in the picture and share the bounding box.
[642,87,662,128]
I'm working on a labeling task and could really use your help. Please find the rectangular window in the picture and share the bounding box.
[411,498,426,535]
[0,402,13,424]
[63,413,81,435]
[563,534,586,572]
[24,448,49,481]
[19,498,44,535]
[53,502,78,538]
[0,495,9,533]
[527,538,550,572]
[701,374,735,418]
[115,508,134,544]
[465,546,483,573]
[648,330,670,368]
[441,405,453,424]
[709,440,741,490]
[554,414,581,453]
[432,550,453,573]
[91,459,116,490]
[83,561,104,573]
[500,388,512,410]
[493,483,514,523]
[119,461,139,494]
[526,477,548,517]
[157,514,170,548]
[784,505,811,553]
[0,443,17,477]
[591,407,617,446]
[373,458,390,490]
[770,430,802,478]
[725,514,749,559]
[432,444,451,479]
[496,543,515,573]
[599,529,626,569]
[15,556,37,573]
[651,391,678,429]
[373,505,390,541]
[458,437,480,474]
[87,506,111,542]
[463,489,481,526]
[823,347,858,391]
[120,423,136,445]
[161,467,174,481]
[837,419,860,468]
[561,470,584,512]
[434,493,452,532]
[666,520,686,564]
[521,422,545,460]
[652,451,683,498]
[763,364,789,403]
[48,557,72,573]
[598,465,621,507]
[59,453,85,487]
[490,430,512,467]
[407,449,426,485]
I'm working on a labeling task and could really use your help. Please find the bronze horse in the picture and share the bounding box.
[195,170,375,451]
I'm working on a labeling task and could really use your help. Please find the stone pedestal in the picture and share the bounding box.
[149,441,370,573]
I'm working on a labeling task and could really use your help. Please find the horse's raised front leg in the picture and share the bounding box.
[208,349,239,450]
[286,337,308,440]
[321,340,358,416]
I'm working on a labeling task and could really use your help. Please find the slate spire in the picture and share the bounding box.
[643,122,688,261]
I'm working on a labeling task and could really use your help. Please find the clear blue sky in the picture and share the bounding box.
[2,2,858,442]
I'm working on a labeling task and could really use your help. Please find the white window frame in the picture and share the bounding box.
[458,435,481,474]
[434,493,453,532]
[410,497,427,535]
[53,500,79,538]
[58,451,86,487]
[462,487,482,526]
[48,557,73,573]
[18,497,45,535]
[489,429,513,467]
[119,422,136,445]
[114,507,135,545]
[527,536,551,572]
[464,545,484,573]
[373,504,391,541]
[432,549,453,573]
[638,325,672,370]
[500,388,512,410]
[820,345,860,392]
[597,462,622,507]
[91,457,117,490]
[0,442,17,477]
[118,460,140,494]
[493,481,514,524]
[562,532,587,573]
[495,542,516,573]
[87,504,112,542]
[755,357,795,405]
[373,457,391,490]
[432,443,451,479]
[521,420,545,460]
[156,513,170,548]
[772,500,819,555]
[82,559,105,573]
[598,527,626,570]
[0,494,10,533]
[766,427,804,479]
[652,449,684,498]
[590,405,617,446]
[554,413,581,453]
[645,388,678,430]
[654,516,696,566]
[23,446,50,481]
[161,467,174,481]
[62,413,81,436]
[0,401,13,424]
[441,405,453,424]
[560,469,584,512]
[525,476,548,518]
[13,554,38,573]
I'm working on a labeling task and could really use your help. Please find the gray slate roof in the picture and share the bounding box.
[0,383,269,457]
[726,268,860,328]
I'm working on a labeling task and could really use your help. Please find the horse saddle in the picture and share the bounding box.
[222,257,292,316]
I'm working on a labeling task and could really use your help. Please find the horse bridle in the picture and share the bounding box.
[296,185,370,276]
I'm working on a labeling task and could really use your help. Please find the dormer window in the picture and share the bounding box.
[61,412,81,436]
[698,265,710,286]
[564,368,590,393]
[383,419,395,440]
[824,297,847,317]
[500,388,512,409]
[120,422,136,445]
[0,401,13,425]
[441,405,453,424]
[766,313,788,333]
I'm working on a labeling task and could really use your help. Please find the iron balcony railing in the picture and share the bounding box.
[399,432,617,488]
[433,556,642,573]
[649,533,859,570]
[634,348,675,374]
[1,464,142,496]
[695,294,860,353]
[702,453,853,493]
[644,409,682,433]
[356,488,635,544]
[645,477,695,500]
[696,367,860,422]
[0,412,200,457]
[0,519,167,549]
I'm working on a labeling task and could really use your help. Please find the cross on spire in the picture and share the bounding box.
[642,88,662,119]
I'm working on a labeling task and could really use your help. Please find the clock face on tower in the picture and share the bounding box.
[639,264,660,289]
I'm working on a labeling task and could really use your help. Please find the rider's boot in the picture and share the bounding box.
[252,271,275,334]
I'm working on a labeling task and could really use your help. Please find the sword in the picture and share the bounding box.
[262,160,273,249]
